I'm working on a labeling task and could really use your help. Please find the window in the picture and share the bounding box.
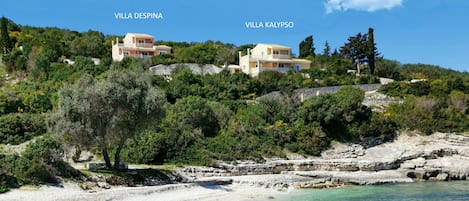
[296,65,301,71]
[138,39,145,44]
[124,51,130,56]
[279,63,285,68]
[273,50,279,55]
[159,51,166,55]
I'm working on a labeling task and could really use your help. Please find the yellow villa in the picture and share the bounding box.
[238,43,311,76]
[112,33,171,62]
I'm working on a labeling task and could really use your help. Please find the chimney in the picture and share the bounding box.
[247,48,251,57]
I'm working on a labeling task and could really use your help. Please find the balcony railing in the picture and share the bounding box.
[272,54,291,59]
[123,54,152,59]
[135,43,154,48]
[117,43,154,48]
[261,67,293,72]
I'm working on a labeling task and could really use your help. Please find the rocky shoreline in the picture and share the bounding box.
[177,132,469,191]
[2,132,469,201]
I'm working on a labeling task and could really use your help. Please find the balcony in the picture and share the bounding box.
[123,54,152,59]
[117,43,154,49]
[271,54,291,59]
[135,43,154,48]
[261,67,293,72]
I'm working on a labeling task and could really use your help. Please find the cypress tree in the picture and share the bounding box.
[367,27,377,74]
[0,17,12,54]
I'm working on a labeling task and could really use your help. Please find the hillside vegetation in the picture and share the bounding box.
[0,17,468,191]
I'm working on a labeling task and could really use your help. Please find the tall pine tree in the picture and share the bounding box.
[340,33,368,65]
[323,41,331,57]
[0,17,12,54]
[299,35,315,58]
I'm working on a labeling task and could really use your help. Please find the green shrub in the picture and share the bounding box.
[387,96,442,135]
[207,132,263,161]
[379,81,435,98]
[0,89,23,115]
[0,113,46,145]
[296,122,331,156]
[378,82,410,97]
[0,172,19,193]
[358,113,399,141]
[0,186,8,193]
[121,131,166,164]
[3,136,81,185]
[23,160,59,184]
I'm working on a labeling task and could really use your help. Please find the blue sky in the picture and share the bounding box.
[1,0,468,72]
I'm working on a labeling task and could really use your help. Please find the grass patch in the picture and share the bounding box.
[78,170,92,177]
[0,186,9,194]
[0,145,6,154]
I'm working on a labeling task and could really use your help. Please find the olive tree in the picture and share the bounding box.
[51,70,166,169]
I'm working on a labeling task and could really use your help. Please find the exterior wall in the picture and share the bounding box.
[112,33,171,62]
[155,46,171,55]
[250,44,291,60]
[112,44,123,61]
[251,45,267,58]
[238,43,311,76]
[300,62,310,70]
[239,56,251,74]
[258,62,272,68]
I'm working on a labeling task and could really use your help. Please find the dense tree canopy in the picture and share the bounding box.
[340,33,368,66]
[339,28,380,75]
[299,35,315,58]
[0,17,12,54]
[51,71,166,169]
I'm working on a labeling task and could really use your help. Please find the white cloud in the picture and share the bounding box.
[324,0,403,13]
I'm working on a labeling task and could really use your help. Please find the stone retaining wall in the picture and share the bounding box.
[258,84,382,102]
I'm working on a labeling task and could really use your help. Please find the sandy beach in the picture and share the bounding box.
[0,182,287,201]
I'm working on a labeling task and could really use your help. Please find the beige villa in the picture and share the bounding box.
[238,43,311,76]
[112,33,171,62]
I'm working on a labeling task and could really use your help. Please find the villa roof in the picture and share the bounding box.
[126,33,154,38]
[249,58,311,64]
[291,58,312,63]
[257,43,291,49]
[155,45,172,49]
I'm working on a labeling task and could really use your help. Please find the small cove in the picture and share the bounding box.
[278,181,469,201]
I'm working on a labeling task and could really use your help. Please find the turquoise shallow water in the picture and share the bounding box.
[277,181,469,201]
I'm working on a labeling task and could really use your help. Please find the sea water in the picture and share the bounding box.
[278,181,469,201]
